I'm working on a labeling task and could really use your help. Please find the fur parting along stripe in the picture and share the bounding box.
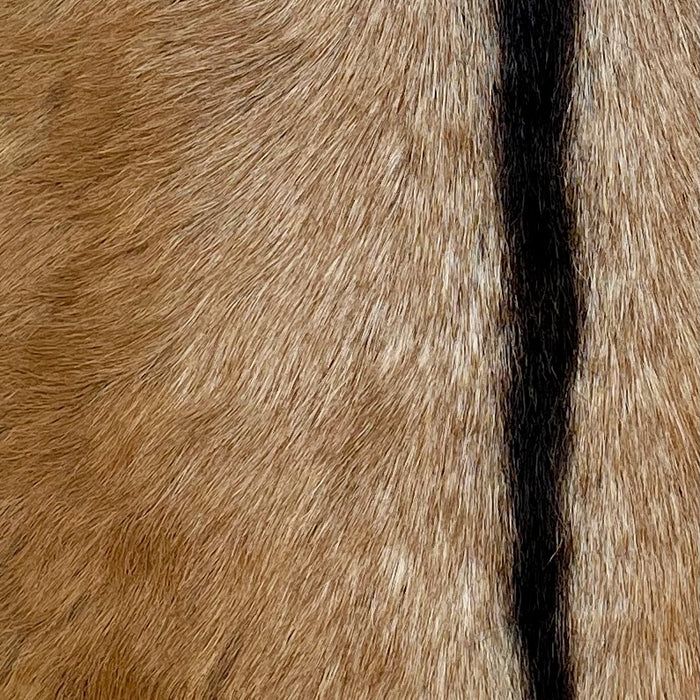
[496,0,581,697]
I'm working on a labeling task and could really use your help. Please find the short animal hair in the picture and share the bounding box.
[0,1,697,698]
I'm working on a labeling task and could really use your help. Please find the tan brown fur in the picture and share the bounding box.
[0,1,697,698]
[0,2,523,698]
[566,0,700,696]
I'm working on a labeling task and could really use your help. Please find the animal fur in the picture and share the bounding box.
[0,1,697,698]
[566,0,699,696]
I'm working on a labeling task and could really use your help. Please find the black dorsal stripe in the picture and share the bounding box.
[495,0,580,698]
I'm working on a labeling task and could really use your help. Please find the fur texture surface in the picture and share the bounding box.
[0,2,521,697]
[566,0,699,696]
[497,0,580,695]
[0,1,697,699]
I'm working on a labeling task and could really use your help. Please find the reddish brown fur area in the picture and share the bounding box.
[0,2,522,698]
[0,1,697,699]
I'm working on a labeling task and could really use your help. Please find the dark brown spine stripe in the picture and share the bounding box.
[495,0,581,697]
